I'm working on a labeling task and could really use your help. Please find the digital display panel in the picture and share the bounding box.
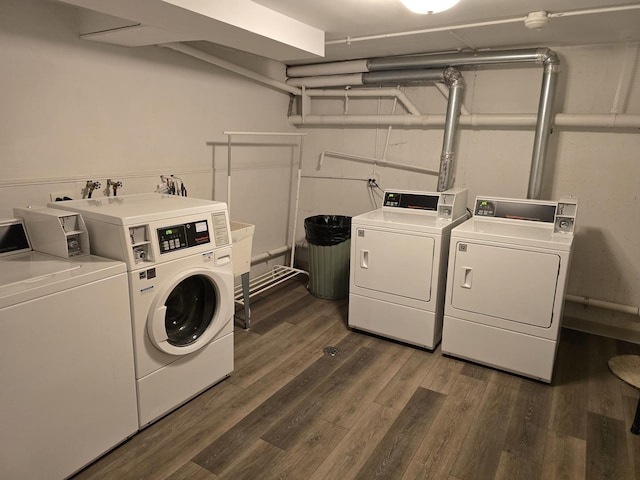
[0,222,30,255]
[383,192,439,211]
[474,199,557,222]
[157,220,210,254]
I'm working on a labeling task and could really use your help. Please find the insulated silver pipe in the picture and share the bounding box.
[367,48,551,71]
[288,47,560,197]
[363,67,463,190]
[363,69,445,84]
[438,68,464,191]
[528,52,560,199]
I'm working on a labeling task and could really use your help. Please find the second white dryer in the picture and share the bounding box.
[349,188,468,349]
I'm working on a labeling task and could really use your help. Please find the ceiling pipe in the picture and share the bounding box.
[287,47,560,199]
[286,48,552,77]
[287,68,448,87]
[289,113,640,128]
[366,47,552,71]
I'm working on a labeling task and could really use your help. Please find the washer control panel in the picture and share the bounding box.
[157,220,210,254]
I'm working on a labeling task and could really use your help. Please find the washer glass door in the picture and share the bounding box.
[165,275,216,347]
[148,267,232,356]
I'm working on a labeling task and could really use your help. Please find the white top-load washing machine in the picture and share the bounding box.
[0,217,137,480]
[51,193,234,427]
[349,188,468,349]
[442,195,578,383]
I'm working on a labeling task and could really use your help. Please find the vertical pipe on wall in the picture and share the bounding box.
[528,50,560,199]
[438,68,465,191]
[227,134,232,214]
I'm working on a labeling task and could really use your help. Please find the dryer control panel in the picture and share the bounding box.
[474,199,556,222]
[383,191,439,210]
[382,188,468,221]
[473,196,578,234]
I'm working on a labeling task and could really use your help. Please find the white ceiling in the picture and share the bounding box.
[252,0,640,64]
[56,0,640,66]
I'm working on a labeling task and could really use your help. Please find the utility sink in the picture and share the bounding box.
[230,221,254,278]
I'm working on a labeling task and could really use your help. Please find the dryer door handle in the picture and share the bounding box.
[461,267,472,289]
[360,249,369,269]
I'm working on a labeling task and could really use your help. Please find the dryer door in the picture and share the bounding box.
[353,226,435,302]
[147,268,233,355]
[450,241,560,328]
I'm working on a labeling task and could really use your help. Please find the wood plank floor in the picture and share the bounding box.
[73,278,640,480]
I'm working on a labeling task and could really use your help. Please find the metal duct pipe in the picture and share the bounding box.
[363,69,446,84]
[529,52,560,199]
[287,73,364,88]
[287,69,446,88]
[286,48,554,78]
[287,59,369,77]
[292,67,464,190]
[288,47,560,197]
[438,68,465,191]
[367,48,553,71]
[364,67,464,190]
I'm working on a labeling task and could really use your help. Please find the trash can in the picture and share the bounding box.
[304,215,352,299]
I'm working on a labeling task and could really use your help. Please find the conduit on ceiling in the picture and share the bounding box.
[287,47,560,199]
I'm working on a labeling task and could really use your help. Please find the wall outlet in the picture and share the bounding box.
[49,190,75,202]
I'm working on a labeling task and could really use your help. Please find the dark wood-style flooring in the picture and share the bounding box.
[73,278,640,480]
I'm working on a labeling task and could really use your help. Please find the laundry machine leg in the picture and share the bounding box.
[241,272,251,329]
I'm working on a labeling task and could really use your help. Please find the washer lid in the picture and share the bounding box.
[0,252,125,309]
[49,193,227,225]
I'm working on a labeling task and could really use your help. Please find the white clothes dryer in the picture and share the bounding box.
[52,194,234,427]
[442,195,578,383]
[0,219,137,480]
[349,188,468,349]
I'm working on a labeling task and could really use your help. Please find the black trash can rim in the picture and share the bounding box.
[304,215,352,246]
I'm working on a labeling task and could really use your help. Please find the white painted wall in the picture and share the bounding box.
[1,0,296,277]
[294,44,640,340]
[4,1,639,340]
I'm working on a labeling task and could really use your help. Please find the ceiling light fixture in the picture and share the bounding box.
[400,0,461,15]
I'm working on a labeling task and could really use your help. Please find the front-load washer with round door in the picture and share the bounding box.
[442,195,578,383]
[349,188,468,349]
[0,219,137,480]
[51,193,234,427]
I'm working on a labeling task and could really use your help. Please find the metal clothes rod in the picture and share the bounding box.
[223,131,308,136]
[224,131,309,326]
